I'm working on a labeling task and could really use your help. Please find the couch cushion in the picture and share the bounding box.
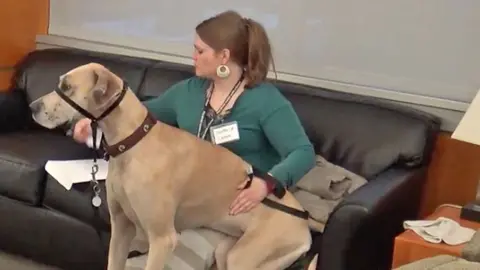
[0,195,109,270]
[137,61,195,100]
[13,48,154,103]
[0,130,94,205]
[43,176,110,232]
[0,88,32,132]
[273,81,440,179]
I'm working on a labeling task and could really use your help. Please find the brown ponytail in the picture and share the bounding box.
[244,18,274,88]
[195,10,276,87]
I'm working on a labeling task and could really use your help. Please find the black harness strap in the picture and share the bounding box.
[255,167,286,199]
[245,165,310,220]
[55,81,128,160]
[54,80,129,254]
[261,198,310,220]
[54,81,128,121]
[245,165,285,199]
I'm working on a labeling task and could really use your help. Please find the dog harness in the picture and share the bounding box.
[245,165,310,220]
[55,78,311,223]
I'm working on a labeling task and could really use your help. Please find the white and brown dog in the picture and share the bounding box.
[29,63,312,270]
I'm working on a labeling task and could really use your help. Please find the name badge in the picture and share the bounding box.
[210,121,240,145]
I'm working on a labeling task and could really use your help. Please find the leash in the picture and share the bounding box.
[54,80,129,254]
[56,79,159,257]
[54,80,128,207]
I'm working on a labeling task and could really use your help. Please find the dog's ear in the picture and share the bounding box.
[91,67,121,107]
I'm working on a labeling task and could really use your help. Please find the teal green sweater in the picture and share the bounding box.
[143,76,315,187]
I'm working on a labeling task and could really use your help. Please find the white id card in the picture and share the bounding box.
[210,121,240,145]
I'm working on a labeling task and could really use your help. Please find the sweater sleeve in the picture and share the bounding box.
[261,103,316,187]
[142,79,189,126]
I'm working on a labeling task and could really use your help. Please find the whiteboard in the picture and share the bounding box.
[48,0,480,103]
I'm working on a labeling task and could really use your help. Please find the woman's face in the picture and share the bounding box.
[192,34,224,78]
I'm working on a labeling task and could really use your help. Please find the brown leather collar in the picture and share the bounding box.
[102,112,157,158]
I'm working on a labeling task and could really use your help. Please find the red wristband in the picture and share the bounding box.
[265,179,276,193]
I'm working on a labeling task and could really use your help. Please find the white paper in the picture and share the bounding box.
[45,159,109,190]
[86,128,103,149]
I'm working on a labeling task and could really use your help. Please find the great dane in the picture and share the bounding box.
[29,63,312,270]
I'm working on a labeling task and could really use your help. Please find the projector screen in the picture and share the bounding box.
[49,0,480,104]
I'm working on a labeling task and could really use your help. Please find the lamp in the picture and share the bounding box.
[451,88,480,222]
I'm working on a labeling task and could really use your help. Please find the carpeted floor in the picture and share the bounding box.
[0,251,317,270]
[126,254,148,270]
[0,250,146,270]
[0,252,59,270]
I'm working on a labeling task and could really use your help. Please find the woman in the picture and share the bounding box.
[74,10,315,269]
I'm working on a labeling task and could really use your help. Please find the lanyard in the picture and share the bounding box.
[197,75,244,139]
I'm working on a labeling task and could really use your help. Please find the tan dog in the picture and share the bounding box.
[29,63,312,270]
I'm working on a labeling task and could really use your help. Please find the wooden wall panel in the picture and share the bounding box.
[419,132,480,217]
[0,70,15,90]
[0,0,49,91]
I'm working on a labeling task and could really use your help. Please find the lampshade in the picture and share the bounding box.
[452,88,480,146]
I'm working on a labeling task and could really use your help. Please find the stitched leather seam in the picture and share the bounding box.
[0,156,37,170]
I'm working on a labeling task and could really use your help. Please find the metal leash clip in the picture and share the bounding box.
[91,163,102,207]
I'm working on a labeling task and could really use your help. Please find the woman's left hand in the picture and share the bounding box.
[229,177,269,215]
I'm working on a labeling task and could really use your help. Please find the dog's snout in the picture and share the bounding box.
[29,101,44,113]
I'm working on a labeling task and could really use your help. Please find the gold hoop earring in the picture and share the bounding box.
[216,65,230,78]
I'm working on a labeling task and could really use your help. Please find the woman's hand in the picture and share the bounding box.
[229,177,268,215]
[72,118,92,143]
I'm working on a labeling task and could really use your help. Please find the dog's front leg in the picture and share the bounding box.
[214,237,237,270]
[144,230,177,270]
[107,210,136,270]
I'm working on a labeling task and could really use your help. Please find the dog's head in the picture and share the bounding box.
[30,63,123,129]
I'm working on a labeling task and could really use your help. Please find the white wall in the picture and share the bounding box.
[38,0,480,131]
[36,35,465,132]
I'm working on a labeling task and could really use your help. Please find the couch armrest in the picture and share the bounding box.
[0,88,32,133]
[319,167,426,270]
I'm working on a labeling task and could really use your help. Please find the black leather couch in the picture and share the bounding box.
[0,48,441,270]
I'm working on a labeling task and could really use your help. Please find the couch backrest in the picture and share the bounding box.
[11,48,440,178]
[272,81,440,178]
[138,62,195,101]
[13,48,154,102]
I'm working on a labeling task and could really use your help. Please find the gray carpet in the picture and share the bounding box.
[394,254,480,270]
[126,254,148,270]
[0,252,59,270]
[0,250,146,270]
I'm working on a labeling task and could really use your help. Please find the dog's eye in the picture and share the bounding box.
[60,82,71,92]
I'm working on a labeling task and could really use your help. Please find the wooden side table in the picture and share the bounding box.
[391,204,480,268]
